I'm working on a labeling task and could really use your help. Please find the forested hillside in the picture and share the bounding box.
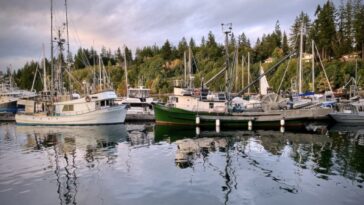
[11,0,364,95]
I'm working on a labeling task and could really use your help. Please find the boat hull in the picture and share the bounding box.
[329,112,364,124]
[15,105,127,126]
[154,103,332,128]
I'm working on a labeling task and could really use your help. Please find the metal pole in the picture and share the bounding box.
[247,52,250,94]
[312,40,315,92]
[299,22,303,94]
[50,0,54,91]
[124,47,129,98]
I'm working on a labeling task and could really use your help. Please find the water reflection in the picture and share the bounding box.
[155,125,364,202]
[15,125,128,205]
[0,123,363,205]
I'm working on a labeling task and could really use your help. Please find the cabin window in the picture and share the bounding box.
[101,100,105,107]
[175,97,178,103]
[106,100,109,106]
[360,106,363,112]
[209,102,214,109]
[62,104,74,111]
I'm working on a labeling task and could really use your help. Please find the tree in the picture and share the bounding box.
[311,2,337,59]
[161,40,172,60]
[282,32,289,55]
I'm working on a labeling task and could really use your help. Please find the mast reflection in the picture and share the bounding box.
[17,125,128,205]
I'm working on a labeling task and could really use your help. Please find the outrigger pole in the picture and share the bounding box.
[236,51,297,96]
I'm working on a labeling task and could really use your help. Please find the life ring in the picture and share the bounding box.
[85,96,91,102]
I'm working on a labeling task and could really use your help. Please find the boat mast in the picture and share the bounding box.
[241,55,244,90]
[184,51,187,87]
[99,55,102,91]
[298,22,304,94]
[124,47,129,98]
[235,47,239,92]
[50,0,54,92]
[64,0,72,92]
[188,46,193,89]
[247,52,250,95]
[312,40,315,92]
[43,43,47,92]
[222,23,232,101]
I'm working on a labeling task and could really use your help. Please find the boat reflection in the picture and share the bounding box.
[15,124,128,205]
[125,123,155,148]
[155,125,364,197]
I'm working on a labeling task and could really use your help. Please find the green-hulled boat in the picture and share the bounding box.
[154,103,332,129]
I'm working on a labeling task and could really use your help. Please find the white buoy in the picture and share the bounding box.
[216,119,220,127]
[280,118,285,126]
[196,126,200,135]
[196,116,200,125]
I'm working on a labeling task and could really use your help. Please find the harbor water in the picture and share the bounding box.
[0,122,363,205]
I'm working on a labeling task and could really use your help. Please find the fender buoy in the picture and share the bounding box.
[85,96,91,102]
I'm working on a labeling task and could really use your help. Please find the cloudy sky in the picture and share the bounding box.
[0,0,341,71]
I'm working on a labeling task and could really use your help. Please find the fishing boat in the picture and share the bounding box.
[329,99,364,124]
[15,0,126,126]
[154,25,332,129]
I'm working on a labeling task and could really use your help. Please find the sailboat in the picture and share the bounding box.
[15,0,126,126]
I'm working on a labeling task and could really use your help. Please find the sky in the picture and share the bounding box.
[0,0,342,71]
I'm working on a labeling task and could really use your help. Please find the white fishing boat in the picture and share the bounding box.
[16,90,126,125]
[15,0,126,126]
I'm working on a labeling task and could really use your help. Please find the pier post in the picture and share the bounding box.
[196,116,200,125]
[280,118,285,126]
[248,120,252,131]
[280,126,285,133]
[196,126,200,135]
[216,119,220,127]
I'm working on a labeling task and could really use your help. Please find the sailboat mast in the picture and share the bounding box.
[188,46,192,89]
[247,52,250,95]
[50,0,54,91]
[298,22,304,94]
[124,47,129,98]
[241,55,244,90]
[184,51,187,87]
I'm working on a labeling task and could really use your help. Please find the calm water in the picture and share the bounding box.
[0,122,363,205]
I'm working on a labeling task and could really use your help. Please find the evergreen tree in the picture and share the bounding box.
[161,40,172,60]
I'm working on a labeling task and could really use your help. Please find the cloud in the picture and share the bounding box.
[0,0,342,71]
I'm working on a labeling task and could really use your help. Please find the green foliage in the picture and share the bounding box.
[13,0,364,96]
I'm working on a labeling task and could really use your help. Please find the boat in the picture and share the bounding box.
[15,0,126,126]
[116,86,156,121]
[0,75,36,120]
[154,26,332,129]
[115,49,156,121]
[329,99,364,124]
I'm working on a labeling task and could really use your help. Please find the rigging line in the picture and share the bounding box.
[313,42,334,95]
[68,19,92,67]
[275,57,293,101]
